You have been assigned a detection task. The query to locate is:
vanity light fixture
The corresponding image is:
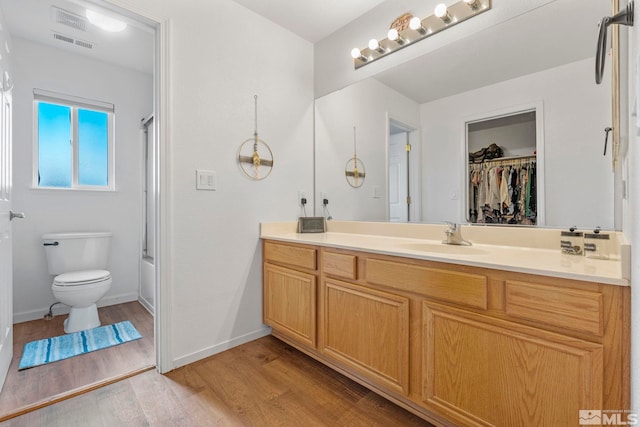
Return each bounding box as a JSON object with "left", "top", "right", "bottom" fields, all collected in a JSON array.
[
  {"left": 434, "top": 3, "right": 453, "bottom": 24},
  {"left": 351, "top": 0, "right": 491, "bottom": 69}
]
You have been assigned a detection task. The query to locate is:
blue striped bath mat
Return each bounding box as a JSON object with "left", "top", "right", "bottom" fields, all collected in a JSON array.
[{"left": 19, "top": 321, "right": 142, "bottom": 370}]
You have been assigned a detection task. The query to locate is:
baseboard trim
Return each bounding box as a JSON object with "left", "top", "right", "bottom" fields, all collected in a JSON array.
[
  {"left": 172, "top": 326, "right": 271, "bottom": 369},
  {"left": 137, "top": 296, "right": 155, "bottom": 316},
  {"left": 13, "top": 293, "right": 139, "bottom": 324}
]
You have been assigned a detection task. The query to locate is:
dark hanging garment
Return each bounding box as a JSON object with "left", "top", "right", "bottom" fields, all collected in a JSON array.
[{"left": 529, "top": 163, "right": 537, "bottom": 219}]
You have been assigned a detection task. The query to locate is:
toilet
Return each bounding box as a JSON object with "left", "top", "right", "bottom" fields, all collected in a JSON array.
[{"left": 42, "top": 232, "right": 113, "bottom": 333}]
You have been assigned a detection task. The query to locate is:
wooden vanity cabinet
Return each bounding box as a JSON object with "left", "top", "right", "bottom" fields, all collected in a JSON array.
[
  {"left": 262, "top": 240, "right": 630, "bottom": 427},
  {"left": 263, "top": 241, "right": 318, "bottom": 347}
]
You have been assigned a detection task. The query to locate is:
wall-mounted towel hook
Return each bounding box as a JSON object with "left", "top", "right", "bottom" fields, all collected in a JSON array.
[{"left": 596, "top": 1, "right": 634, "bottom": 84}]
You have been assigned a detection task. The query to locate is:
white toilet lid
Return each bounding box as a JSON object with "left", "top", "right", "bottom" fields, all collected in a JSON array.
[{"left": 54, "top": 270, "right": 111, "bottom": 286}]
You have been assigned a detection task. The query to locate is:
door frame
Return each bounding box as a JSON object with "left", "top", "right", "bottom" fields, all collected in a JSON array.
[
  {"left": 386, "top": 114, "right": 421, "bottom": 223},
  {"left": 98, "top": 0, "right": 172, "bottom": 373}
]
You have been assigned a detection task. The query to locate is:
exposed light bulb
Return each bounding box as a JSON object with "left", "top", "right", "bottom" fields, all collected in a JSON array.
[
  {"left": 434, "top": 3, "right": 452, "bottom": 24},
  {"left": 86, "top": 9, "right": 127, "bottom": 32},
  {"left": 434, "top": 3, "right": 447, "bottom": 17},
  {"left": 387, "top": 28, "right": 406, "bottom": 45},
  {"left": 368, "top": 38, "right": 386, "bottom": 54},
  {"left": 409, "top": 16, "right": 427, "bottom": 34},
  {"left": 351, "top": 47, "right": 366, "bottom": 60}
]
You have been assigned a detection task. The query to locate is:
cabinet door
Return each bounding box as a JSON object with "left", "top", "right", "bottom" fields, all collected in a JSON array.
[
  {"left": 264, "top": 263, "right": 316, "bottom": 347},
  {"left": 423, "top": 302, "right": 603, "bottom": 427},
  {"left": 321, "top": 279, "right": 410, "bottom": 395}
]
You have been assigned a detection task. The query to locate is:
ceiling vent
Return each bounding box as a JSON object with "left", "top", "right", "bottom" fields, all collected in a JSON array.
[
  {"left": 52, "top": 32, "right": 94, "bottom": 50},
  {"left": 52, "top": 6, "right": 87, "bottom": 32}
]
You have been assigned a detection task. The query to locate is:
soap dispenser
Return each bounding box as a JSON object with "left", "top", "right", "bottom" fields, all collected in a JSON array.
[
  {"left": 584, "top": 227, "right": 611, "bottom": 259},
  {"left": 560, "top": 227, "right": 583, "bottom": 255}
]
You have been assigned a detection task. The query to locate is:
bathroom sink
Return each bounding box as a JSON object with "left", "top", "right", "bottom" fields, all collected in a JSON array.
[{"left": 399, "top": 242, "right": 487, "bottom": 255}]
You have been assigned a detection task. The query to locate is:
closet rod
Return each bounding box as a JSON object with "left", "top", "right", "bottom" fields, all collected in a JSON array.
[{"left": 470, "top": 154, "right": 536, "bottom": 166}]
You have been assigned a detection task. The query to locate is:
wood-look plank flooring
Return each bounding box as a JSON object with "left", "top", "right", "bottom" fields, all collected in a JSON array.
[
  {"left": 0, "top": 335, "right": 433, "bottom": 426},
  {"left": 0, "top": 301, "right": 154, "bottom": 418}
]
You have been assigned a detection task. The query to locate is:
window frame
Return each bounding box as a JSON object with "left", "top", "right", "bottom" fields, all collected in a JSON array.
[{"left": 32, "top": 89, "right": 115, "bottom": 191}]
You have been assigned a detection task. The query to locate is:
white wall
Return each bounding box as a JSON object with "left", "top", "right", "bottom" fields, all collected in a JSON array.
[
  {"left": 468, "top": 120, "right": 536, "bottom": 157},
  {"left": 315, "top": 78, "right": 420, "bottom": 221},
  {"left": 107, "top": 0, "right": 314, "bottom": 367},
  {"left": 420, "top": 57, "right": 613, "bottom": 230},
  {"left": 11, "top": 37, "right": 152, "bottom": 322}
]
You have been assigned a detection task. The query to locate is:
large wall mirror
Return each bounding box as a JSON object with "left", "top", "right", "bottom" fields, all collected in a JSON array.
[{"left": 315, "top": 0, "right": 620, "bottom": 230}]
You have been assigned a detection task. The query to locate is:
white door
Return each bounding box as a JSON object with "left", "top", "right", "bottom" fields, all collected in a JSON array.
[
  {"left": 389, "top": 132, "right": 408, "bottom": 222},
  {"left": 0, "top": 88, "right": 13, "bottom": 392}
]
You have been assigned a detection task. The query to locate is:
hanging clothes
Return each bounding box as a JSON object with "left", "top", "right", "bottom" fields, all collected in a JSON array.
[{"left": 468, "top": 156, "right": 537, "bottom": 225}]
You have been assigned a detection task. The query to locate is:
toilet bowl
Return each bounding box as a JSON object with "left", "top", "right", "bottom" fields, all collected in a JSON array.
[
  {"left": 52, "top": 270, "right": 112, "bottom": 333},
  {"left": 42, "top": 232, "right": 113, "bottom": 334}
]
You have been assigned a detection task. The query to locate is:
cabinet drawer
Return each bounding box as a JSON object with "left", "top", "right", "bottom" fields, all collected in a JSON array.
[
  {"left": 264, "top": 241, "right": 316, "bottom": 271},
  {"left": 366, "top": 258, "right": 487, "bottom": 309},
  {"left": 323, "top": 251, "right": 357, "bottom": 280},
  {"left": 505, "top": 281, "right": 603, "bottom": 336}
]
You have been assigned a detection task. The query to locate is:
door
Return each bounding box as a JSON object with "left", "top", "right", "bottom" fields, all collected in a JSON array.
[
  {"left": 388, "top": 132, "right": 407, "bottom": 222},
  {"left": 0, "top": 88, "right": 12, "bottom": 392},
  {"left": 389, "top": 119, "right": 417, "bottom": 223}
]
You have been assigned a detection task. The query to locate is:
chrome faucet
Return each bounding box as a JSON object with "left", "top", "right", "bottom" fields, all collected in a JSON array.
[{"left": 442, "top": 222, "right": 472, "bottom": 246}]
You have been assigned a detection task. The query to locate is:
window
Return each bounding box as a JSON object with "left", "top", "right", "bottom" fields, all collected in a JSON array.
[{"left": 34, "top": 89, "right": 114, "bottom": 190}]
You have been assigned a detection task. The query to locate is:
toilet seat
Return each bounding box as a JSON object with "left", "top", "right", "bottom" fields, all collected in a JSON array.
[{"left": 53, "top": 270, "right": 111, "bottom": 286}]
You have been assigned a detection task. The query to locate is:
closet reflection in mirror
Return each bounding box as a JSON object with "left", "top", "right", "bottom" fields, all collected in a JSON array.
[{"left": 466, "top": 110, "right": 540, "bottom": 226}]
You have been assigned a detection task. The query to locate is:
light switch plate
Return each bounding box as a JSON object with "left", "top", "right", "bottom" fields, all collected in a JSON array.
[{"left": 196, "top": 169, "right": 216, "bottom": 190}]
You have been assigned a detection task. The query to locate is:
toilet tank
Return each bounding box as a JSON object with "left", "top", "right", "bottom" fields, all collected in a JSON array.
[{"left": 42, "top": 232, "right": 112, "bottom": 275}]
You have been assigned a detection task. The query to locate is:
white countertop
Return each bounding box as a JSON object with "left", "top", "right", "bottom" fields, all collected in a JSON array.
[{"left": 261, "top": 222, "right": 629, "bottom": 287}]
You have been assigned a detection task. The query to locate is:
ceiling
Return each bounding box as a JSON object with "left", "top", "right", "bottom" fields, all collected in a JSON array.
[
  {"left": 0, "top": 1, "right": 613, "bottom": 104},
  {"left": 0, "top": 0, "right": 155, "bottom": 74},
  {"left": 231, "top": 0, "right": 387, "bottom": 43},
  {"left": 0, "top": 0, "right": 383, "bottom": 74}
]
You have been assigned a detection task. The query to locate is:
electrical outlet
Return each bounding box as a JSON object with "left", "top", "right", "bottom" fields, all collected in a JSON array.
[
  {"left": 321, "top": 192, "right": 328, "bottom": 202},
  {"left": 298, "top": 190, "right": 308, "bottom": 206}
]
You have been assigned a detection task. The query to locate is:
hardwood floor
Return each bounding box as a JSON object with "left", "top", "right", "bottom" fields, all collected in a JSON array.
[
  {"left": 0, "top": 335, "right": 432, "bottom": 426},
  {"left": 0, "top": 301, "right": 154, "bottom": 418}
]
